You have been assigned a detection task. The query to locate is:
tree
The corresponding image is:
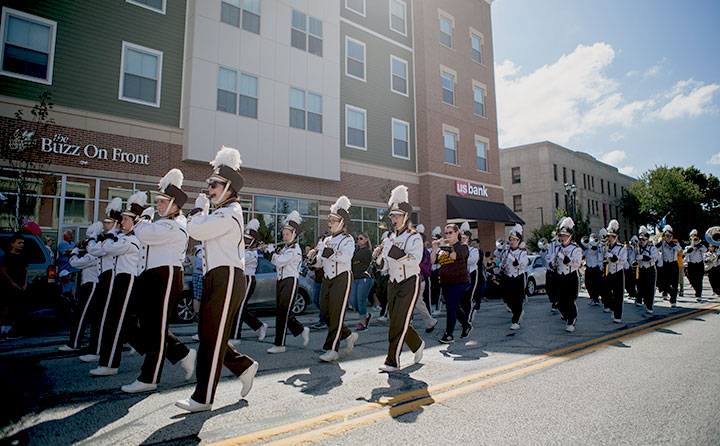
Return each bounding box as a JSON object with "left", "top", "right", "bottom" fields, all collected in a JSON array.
[{"left": 1, "top": 92, "right": 54, "bottom": 230}]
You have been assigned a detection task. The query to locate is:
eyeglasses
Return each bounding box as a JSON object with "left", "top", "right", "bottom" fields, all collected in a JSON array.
[
  {"left": 358, "top": 237, "right": 366, "bottom": 240},
  {"left": 329, "top": 218, "right": 341, "bottom": 224},
  {"left": 444, "top": 231, "right": 455, "bottom": 235},
  {"left": 208, "top": 182, "right": 223, "bottom": 189}
]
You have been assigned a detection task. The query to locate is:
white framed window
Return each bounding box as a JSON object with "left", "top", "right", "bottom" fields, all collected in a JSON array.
[
  {"left": 438, "top": 12, "right": 453, "bottom": 48},
  {"left": 0, "top": 8, "right": 57, "bottom": 85},
  {"left": 217, "top": 67, "right": 238, "bottom": 114},
  {"left": 389, "top": 0, "right": 407, "bottom": 36},
  {"left": 345, "top": 0, "right": 366, "bottom": 17},
  {"left": 390, "top": 55, "right": 408, "bottom": 96},
  {"left": 239, "top": 73, "right": 258, "bottom": 119},
  {"left": 126, "top": 0, "right": 166, "bottom": 14},
  {"left": 346, "top": 105, "right": 367, "bottom": 150},
  {"left": 289, "top": 87, "right": 306, "bottom": 129},
  {"left": 291, "top": 9, "right": 322, "bottom": 56},
  {"left": 119, "top": 41, "right": 162, "bottom": 107},
  {"left": 345, "top": 36, "right": 366, "bottom": 81},
  {"left": 475, "top": 135, "right": 488, "bottom": 172},
  {"left": 443, "top": 126, "right": 458, "bottom": 165},
  {"left": 307, "top": 92, "right": 322, "bottom": 133},
  {"left": 472, "top": 81, "right": 486, "bottom": 117},
  {"left": 392, "top": 118, "right": 410, "bottom": 159},
  {"left": 221, "top": 0, "right": 261, "bottom": 34},
  {"left": 470, "top": 31, "right": 483, "bottom": 64},
  {"left": 289, "top": 88, "right": 322, "bottom": 133},
  {"left": 441, "top": 71, "right": 455, "bottom": 105}
]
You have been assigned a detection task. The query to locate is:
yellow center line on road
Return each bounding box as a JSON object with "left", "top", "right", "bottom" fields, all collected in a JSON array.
[{"left": 210, "top": 303, "right": 720, "bottom": 446}]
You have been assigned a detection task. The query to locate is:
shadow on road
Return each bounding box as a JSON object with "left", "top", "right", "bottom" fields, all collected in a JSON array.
[
  {"left": 357, "top": 364, "right": 433, "bottom": 424},
  {"left": 281, "top": 362, "right": 346, "bottom": 395}
]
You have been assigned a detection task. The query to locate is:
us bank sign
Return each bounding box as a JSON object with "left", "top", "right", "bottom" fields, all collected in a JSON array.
[
  {"left": 39, "top": 133, "right": 150, "bottom": 165},
  {"left": 455, "top": 180, "right": 488, "bottom": 198}
]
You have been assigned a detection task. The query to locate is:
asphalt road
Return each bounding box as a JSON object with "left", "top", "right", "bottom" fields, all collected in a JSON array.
[{"left": 1, "top": 277, "right": 718, "bottom": 446}]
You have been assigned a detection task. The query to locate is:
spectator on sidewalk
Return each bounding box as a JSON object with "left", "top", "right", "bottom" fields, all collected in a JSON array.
[
  {"left": 1, "top": 233, "right": 28, "bottom": 339},
  {"left": 44, "top": 236, "right": 56, "bottom": 261},
  {"left": 57, "top": 230, "right": 78, "bottom": 274}
]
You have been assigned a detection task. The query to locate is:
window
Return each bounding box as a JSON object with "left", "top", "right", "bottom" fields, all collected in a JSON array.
[
  {"left": 291, "top": 10, "right": 306, "bottom": 51},
  {"left": 591, "top": 176, "right": 595, "bottom": 189},
  {"left": 346, "top": 105, "right": 366, "bottom": 149},
  {"left": 289, "top": 88, "right": 321, "bottom": 132},
  {"left": 470, "top": 32, "right": 483, "bottom": 64},
  {"left": 473, "top": 83, "right": 485, "bottom": 116},
  {"left": 239, "top": 73, "right": 258, "bottom": 119},
  {"left": 608, "top": 181, "right": 612, "bottom": 195},
  {"left": 308, "top": 17, "right": 323, "bottom": 56},
  {"left": 392, "top": 118, "right": 409, "bottom": 159},
  {"left": 439, "top": 15, "right": 453, "bottom": 48},
  {"left": 513, "top": 195, "right": 522, "bottom": 212},
  {"left": 441, "top": 71, "right": 455, "bottom": 105},
  {"left": 583, "top": 173, "right": 587, "bottom": 189},
  {"left": 389, "top": 0, "right": 406, "bottom": 35},
  {"left": 221, "top": 0, "right": 261, "bottom": 34},
  {"left": 307, "top": 92, "right": 322, "bottom": 133},
  {"left": 345, "top": 37, "right": 365, "bottom": 81},
  {"left": 511, "top": 167, "right": 521, "bottom": 184},
  {"left": 217, "top": 67, "right": 237, "bottom": 114},
  {"left": 289, "top": 87, "right": 305, "bottom": 129},
  {"left": 588, "top": 199, "right": 591, "bottom": 215},
  {"left": 390, "top": 56, "right": 408, "bottom": 95},
  {"left": 562, "top": 167, "right": 567, "bottom": 183},
  {"left": 572, "top": 170, "right": 576, "bottom": 185},
  {"left": 291, "top": 10, "right": 322, "bottom": 56},
  {"left": 614, "top": 183, "right": 617, "bottom": 197},
  {"left": 0, "top": 8, "right": 57, "bottom": 84},
  {"left": 119, "top": 42, "right": 162, "bottom": 107},
  {"left": 443, "top": 129, "right": 457, "bottom": 164},
  {"left": 601, "top": 179, "right": 604, "bottom": 194},
  {"left": 475, "top": 138, "right": 487, "bottom": 171},
  {"left": 553, "top": 164, "right": 558, "bottom": 181},
  {"left": 555, "top": 193, "right": 559, "bottom": 209},
  {"left": 127, "top": 0, "right": 166, "bottom": 14},
  {"left": 345, "top": 0, "right": 365, "bottom": 16}
]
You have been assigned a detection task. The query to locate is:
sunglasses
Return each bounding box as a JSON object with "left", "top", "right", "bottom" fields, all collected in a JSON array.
[
  {"left": 358, "top": 237, "right": 366, "bottom": 240},
  {"left": 208, "top": 182, "right": 223, "bottom": 189},
  {"left": 444, "top": 231, "right": 455, "bottom": 235}
]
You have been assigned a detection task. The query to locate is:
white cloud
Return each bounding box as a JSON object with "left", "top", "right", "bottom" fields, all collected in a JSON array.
[
  {"left": 609, "top": 132, "right": 624, "bottom": 142},
  {"left": 708, "top": 152, "right": 720, "bottom": 165},
  {"left": 644, "top": 57, "right": 667, "bottom": 78},
  {"left": 496, "top": 44, "right": 720, "bottom": 148},
  {"left": 599, "top": 150, "right": 627, "bottom": 165},
  {"left": 619, "top": 166, "right": 636, "bottom": 176}
]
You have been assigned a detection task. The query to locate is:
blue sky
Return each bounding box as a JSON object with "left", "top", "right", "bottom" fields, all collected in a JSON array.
[{"left": 491, "top": 0, "right": 720, "bottom": 178}]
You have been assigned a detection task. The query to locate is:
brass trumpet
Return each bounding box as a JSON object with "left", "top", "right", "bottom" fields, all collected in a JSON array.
[{"left": 632, "top": 259, "right": 639, "bottom": 280}]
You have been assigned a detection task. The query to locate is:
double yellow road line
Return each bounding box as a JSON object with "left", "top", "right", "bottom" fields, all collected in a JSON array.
[{"left": 212, "top": 303, "right": 720, "bottom": 446}]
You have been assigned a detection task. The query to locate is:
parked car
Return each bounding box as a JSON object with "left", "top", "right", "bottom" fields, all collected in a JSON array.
[
  {"left": 0, "top": 232, "right": 56, "bottom": 311},
  {"left": 174, "top": 255, "right": 314, "bottom": 322},
  {"left": 525, "top": 255, "right": 548, "bottom": 295}
]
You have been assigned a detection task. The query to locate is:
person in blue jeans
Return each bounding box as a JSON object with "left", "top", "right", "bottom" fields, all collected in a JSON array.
[
  {"left": 307, "top": 237, "right": 328, "bottom": 329},
  {"left": 350, "top": 233, "right": 374, "bottom": 331}
]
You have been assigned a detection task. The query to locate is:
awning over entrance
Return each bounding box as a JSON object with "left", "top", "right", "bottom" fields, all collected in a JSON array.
[{"left": 446, "top": 195, "right": 525, "bottom": 225}]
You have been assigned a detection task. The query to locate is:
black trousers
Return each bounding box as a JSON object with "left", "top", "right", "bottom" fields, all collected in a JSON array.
[
  {"left": 385, "top": 275, "right": 422, "bottom": 368},
  {"left": 192, "top": 266, "right": 254, "bottom": 405},
  {"left": 502, "top": 275, "right": 526, "bottom": 324},
  {"left": 546, "top": 270, "right": 558, "bottom": 306},
  {"left": 687, "top": 262, "right": 704, "bottom": 297},
  {"left": 637, "top": 267, "right": 656, "bottom": 310},
  {"left": 659, "top": 262, "right": 679, "bottom": 303},
  {"left": 98, "top": 273, "right": 136, "bottom": 368},
  {"left": 67, "top": 281, "right": 98, "bottom": 349},
  {"left": 585, "top": 267, "right": 602, "bottom": 303},
  {"left": 275, "top": 277, "right": 305, "bottom": 346},
  {"left": 230, "top": 275, "right": 263, "bottom": 339},
  {"left": 466, "top": 270, "right": 483, "bottom": 321},
  {"left": 555, "top": 272, "right": 579, "bottom": 325},
  {"left": 709, "top": 266, "right": 720, "bottom": 295},
  {"left": 624, "top": 267, "right": 637, "bottom": 298},
  {"left": 430, "top": 269, "right": 441, "bottom": 308},
  {"left": 603, "top": 270, "right": 625, "bottom": 319},
  {"left": 320, "top": 271, "right": 353, "bottom": 352},
  {"left": 375, "top": 273, "right": 389, "bottom": 317},
  {"left": 91, "top": 270, "right": 115, "bottom": 355}
]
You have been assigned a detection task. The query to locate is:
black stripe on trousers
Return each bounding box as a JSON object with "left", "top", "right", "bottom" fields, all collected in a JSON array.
[
  {"left": 68, "top": 281, "right": 97, "bottom": 349},
  {"left": 92, "top": 270, "right": 115, "bottom": 355},
  {"left": 321, "top": 271, "right": 353, "bottom": 352},
  {"left": 98, "top": 273, "right": 135, "bottom": 368}
]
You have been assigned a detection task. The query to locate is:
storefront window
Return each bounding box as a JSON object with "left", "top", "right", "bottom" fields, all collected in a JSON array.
[
  {"left": 66, "top": 177, "right": 96, "bottom": 198},
  {"left": 277, "top": 198, "right": 298, "bottom": 214},
  {"left": 255, "top": 195, "right": 276, "bottom": 213},
  {"left": 63, "top": 199, "right": 94, "bottom": 226},
  {"left": 100, "top": 180, "right": 133, "bottom": 200},
  {"left": 254, "top": 213, "right": 276, "bottom": 244},
  {"left": 299, "top": 199, "right": 318, "bottom": 216}
]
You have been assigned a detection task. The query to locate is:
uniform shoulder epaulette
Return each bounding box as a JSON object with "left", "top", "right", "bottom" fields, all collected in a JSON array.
[{"left": 408, "top": 229, "right": 418, "bottom": 235}]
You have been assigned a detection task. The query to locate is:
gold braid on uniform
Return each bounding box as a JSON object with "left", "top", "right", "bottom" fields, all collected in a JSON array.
[
  {"left": 164, "top": 208, "right": 184, "bottom": 219},
  {"left": 216, "top": 197, "right": 239, "bottom": 209}
]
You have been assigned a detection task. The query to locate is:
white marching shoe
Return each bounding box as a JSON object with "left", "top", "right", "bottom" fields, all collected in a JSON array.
[
  {"left": 414, "top": 340, "right": 425, "bottom": 364},
  {"left": 510, "top": 323, "right": 520, "bottom": 330},
  {"left": 175, "top": 398, "right": 211, "bottom": 413},
  {"left": 646, "top": 308, "right": 654, "bottom": 314},
  {"left": 79, "top": 354, "right": 100, "bottom": 363},
  {"left": 613, "top": 318, "right": 622, "bottom": 323},
  {"left": 180, "top": 348, "right": 197, "bottom": 380},
  {"left": 257, "top": 323, "right": 268, "bottom": 342},
  {"left": 121, "top": 380, "right": 157, "bottom": 393},
  {"left": 89, "top": 366, "right": 118, "bottom": 376},
  {"left": 301, "top": 327, "right": 310, "bottom": 347},
  {"left": 344, "top": 332, "right": 359, "bottom": 354},
  {"left": 565, "top": 324, "right": 576, "bottom": 333},
  {"left": 319, "top": 350, "right": 339, "bottom": 362},
  {"left": 239, "top": 361, "right": 259, "bottom": 398},
  {"left": 378, "top": 363, "right": 400, "bottom": 373},
  {"left": 267, "top": 345, "right": 286, "bottom": 354},
  {"left": 58, "top": 344, "right": 78, "bottom": 352}
]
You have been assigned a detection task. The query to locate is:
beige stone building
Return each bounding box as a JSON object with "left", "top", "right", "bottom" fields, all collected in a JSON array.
[{"left": 500, "top": 141, "right": 636, "bottom": 240}]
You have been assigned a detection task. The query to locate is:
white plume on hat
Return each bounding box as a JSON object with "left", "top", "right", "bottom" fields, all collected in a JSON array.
[
  {"left": 330, "top": 196, "right": 351, "bottom": 214},
  {"left": 87, "top": 221, "right": 104, "bottom": 238},
  {"left": 431, "top": 226, "right": 441, "bottom": 237},
  {"left": 460, "top": 222, "right": 470, "bottom": 233},
  {"left": 127, "top": 191, "right": 148, "bottom": 208},
  {"left": 509, "top": 223, "right": 523, "bottom": 238},
  {"left": 630, "top": 235, "right": 639, "bottom": 244},
  {"left": 283, "top": 210, "right": 302, "bottom": 227},
  {"left": 210, "top": 146, "right": 242, "bottom": 170},
  {"left": 388, "top": 185, "right": 408, "bottom": 207},
  {"left": 607, "top": 219, "right": 619, "bottom": 234},
  {"left": 663, "top": 224, "right": 673, "bottom": 234},
  {"left": 159, "top": 168, "right": 183, "bottom": 192},
  {"left": 246, "top": 218, "right": 260, "bottom": 232},
  {"left": 599, "top": 228, "right": 608, "bottom": 237},
  {"left": 416, "top": 224, "right": 425, "bottom": 234},
  {"left": 106, "top": 197, "right": 123, "bottom": 214},
  {"left": 559, "top": 217, "right": 575, "bottom": 231},
  {"left": 689, "top": 229, "right": 698, "bottom": 237},
  {"left": 639, "top": 225, "right": 649, "bottom": 236}
]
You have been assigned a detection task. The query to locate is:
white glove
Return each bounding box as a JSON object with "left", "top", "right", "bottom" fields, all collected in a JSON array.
[
  {"left": 141, "top": 206, "right": 155, "bottom": 219},
  {"left": 195, "top": 193, "right": 210, "bottom": 215},
  {"left": 71, "top": 247, "right": 79, "bottom": 255},
  {"left": 265, "top": 244, "right": 275, "bottom": 253}
]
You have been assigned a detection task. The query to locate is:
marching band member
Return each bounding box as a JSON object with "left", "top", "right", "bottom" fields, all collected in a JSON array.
[
  {"left": 122, "top": 170, "right": 195, "bottom": 393},
  {"left": 376, "top": 230, "right": 391, "bottom": 321},
  {"left": 460, "top": 222, "right": 480, "bottom": 322},
  {"left": 177, "top": 147, "right": 258, "bottom": 412},
  {"left": 374, "top": 185, "right": 425, "bottom": 371},
  {"left": 583, "top": 233, "right": 603, "bottom": 306},
  {"left": 265, "top": 211, "right": 310, "bottom": 353},
  {"left": 684, "top": 229, "right": 707, "bottom": 301},
  {"left": 625, "top": 236, "right": 639, "bottom": 305},
  {"left": 603, "top": 220, "right": 627, "bottom": 323},
  {"left": 59, "top": 221, "right": 102, "bottom": 352},
  {"left": 501, "top": 224, "right": 528, "bottom": 330},
  {"left": 79, "top": 198, "right": 122, "bottom": 363},
  {"left": 432, "top": 223, "right": 472, "bottom": 342},
  {"left": 636, "top": 226, "right": 661, "bottom": 313},
  {"left": 545, "top": 229, "right": 560, "bottom": 313},
  {"left": 307, "top": 196, "right": 358, "bottom": 362},
  {"left": 705, "top": 244, "right": 720, "bottom": 296},
  {"left": 229, "top": 218, "right": 268, "bottom": 343},
  {"left": 553, "top": 218, "right": 582, "bottom": 332},
  {"left": 658, "top": 225, "right": 682, "bottom": 308},
  {"left": 89, "top": 193, "right": 144, "bottom": 376}
]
